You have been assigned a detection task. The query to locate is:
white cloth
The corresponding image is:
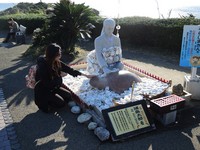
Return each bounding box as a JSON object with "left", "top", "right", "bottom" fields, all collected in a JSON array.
[{"left": 86, "top": 46, "right": 122, "bottom": 76}]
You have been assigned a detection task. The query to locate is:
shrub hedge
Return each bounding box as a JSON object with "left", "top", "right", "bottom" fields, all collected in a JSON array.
[
  {"left": 91, "top": 17, "right": 200, "bottom": 55},
  {"left": 1, "top": 15, "right": 200, "bottom": 55}
]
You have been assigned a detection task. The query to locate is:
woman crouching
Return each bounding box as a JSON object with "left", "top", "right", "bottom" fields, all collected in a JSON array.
[{"left": 34, "top": 43, "right": 93, "bottom": 113}]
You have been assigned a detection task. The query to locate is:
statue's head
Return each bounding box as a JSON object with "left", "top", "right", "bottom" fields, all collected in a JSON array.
[{"left": 102, "top": 18, "right": 116, "bottom": 36}]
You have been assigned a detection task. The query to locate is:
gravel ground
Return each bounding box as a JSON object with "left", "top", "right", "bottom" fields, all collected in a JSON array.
[{"left": 0, "top": 34, "right": 200, "bottom": 150}]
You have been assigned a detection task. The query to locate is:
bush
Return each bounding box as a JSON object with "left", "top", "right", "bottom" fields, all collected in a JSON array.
[
  {"left": 2, "top": 6, "right": 199, "bottom": 58},
  {"left": 91, "top": 17, "right": 200, "bottom": 55},
  {"left": 26, "top": 0, "right": 98, "bottom": 59}
]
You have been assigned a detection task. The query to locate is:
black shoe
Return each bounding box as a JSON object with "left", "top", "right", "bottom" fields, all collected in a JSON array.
[{"left": 2, "top": 40, "right": 7, "bottom": 43}]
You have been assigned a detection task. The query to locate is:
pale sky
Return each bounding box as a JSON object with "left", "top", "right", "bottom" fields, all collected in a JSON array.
[
  {"left": 72, "top": 0, "right": 200, "bottom": 18},
  {"left": 1, "top": 0, "right": 200, "bottom": 18}
]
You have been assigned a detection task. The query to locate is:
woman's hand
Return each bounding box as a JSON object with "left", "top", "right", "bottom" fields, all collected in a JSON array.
[
  {"left": 82, "top": 73, "right": 96, "bottom": 78},
  {"left": 60, "top": 71, "right": 68, "bottom": 77}
]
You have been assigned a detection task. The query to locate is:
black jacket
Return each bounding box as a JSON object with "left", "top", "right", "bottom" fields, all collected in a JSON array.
[
  {"left": 34, "top": 56, "right": 82, "bottom": 112},
  {"left": 35, "top": 56, "right": 81, "bottom": 91}
]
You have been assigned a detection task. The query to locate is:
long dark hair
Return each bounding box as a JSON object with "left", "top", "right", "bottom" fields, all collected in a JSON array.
[{"left": 45, "top": 43, "right": 61, "bottom": 76}]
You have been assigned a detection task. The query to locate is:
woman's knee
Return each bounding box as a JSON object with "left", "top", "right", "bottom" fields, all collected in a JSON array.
[
  {"left": 49, "top": 97, "right": 66, "bottom": 108},
  {"left": 57, "top": 87, "right": 72, "bottom": 101}
]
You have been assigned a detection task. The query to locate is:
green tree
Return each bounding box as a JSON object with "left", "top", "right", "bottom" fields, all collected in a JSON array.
[{"left": 30, "top": 0, "right": 97, "bottom": 57}]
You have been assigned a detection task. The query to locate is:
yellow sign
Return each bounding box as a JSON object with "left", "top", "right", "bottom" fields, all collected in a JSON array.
[{"left": 108, "top": 104, "right": 150, "bottom": 136}]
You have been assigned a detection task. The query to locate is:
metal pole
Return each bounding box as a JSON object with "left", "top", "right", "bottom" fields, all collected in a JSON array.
[{"left": 191, "top": 67, "right": 197, "bottom": 79}]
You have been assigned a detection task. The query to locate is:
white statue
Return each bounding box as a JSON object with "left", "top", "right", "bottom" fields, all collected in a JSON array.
[{"left": 87, "top": 18, "right": 124, "bottom": 76}]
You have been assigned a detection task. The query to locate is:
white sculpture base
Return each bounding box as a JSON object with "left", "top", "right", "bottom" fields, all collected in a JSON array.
[
  {"left": 184, "top": 75, "right": 200, "bottom": 100},
  {"left": 156, "top": 111, "right": 177, "bottom": 126}
]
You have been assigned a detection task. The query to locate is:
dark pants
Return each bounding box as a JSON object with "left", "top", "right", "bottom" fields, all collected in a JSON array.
[
  {"left": 34, "top": 82, "right": 72, "bottom": 113},
  {"left": 3, "top": 32, "right": 16, "bottom": 42}
]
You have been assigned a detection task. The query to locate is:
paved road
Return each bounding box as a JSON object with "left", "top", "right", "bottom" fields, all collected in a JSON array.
[{"left": 0, "top": 38, "right": 200, "bottom": 150}]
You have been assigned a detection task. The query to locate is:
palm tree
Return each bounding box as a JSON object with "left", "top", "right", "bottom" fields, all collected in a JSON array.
[{"left": 32, "top": 0, "right": 97, "bottom": 56}]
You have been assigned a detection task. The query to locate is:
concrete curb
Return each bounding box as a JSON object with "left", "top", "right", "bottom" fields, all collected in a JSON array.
[{"left": 0, "top": 88, "right": 21, "bottom": 150}]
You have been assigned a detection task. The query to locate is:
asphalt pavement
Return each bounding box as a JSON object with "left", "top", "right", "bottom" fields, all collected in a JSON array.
[{"left": 0, "top": 34, "right": 200, "bottom": 150}]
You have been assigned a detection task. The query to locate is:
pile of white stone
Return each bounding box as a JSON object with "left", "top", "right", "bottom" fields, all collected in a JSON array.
[{"left": 63, "top": 70, "right": 169, "bottom": 111}]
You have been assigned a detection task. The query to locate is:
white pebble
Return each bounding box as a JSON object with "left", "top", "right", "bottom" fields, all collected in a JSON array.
[
  {"left": 88, "top": 122, "right": 98, "bottom": 130},
  {"left": 77, "top": 113, "right": 92, "bottom": 123},
  {"left": 68, "top": 101, "right": 76, "bottom": 108},
  {"left": 94, "top": 127, "right": 110, "bottom": 141},
  {"left": 71, "top": 106, "right": 81, "bottom": 114}
]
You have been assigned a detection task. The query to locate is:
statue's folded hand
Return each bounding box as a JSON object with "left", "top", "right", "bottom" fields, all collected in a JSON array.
[
  {"left": 103, "top": 67, "right": 111, "bottom": 74},
  {"left": 110, "top": 68, "right": 119, "bottom": 73}
]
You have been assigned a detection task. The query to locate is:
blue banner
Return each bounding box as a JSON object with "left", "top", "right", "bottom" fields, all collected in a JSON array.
[{"left": 180, "top": 25, "right": 200, "bottom": 67}]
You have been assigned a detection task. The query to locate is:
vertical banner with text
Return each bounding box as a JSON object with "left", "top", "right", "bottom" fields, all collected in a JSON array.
[{"left": 180, "top": 25, "right": 200, "bottom": 67}]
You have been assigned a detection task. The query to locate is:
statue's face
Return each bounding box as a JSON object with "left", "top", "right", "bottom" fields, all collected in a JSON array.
[{"left": 104, "top": 22, "right": 115, "bottom": 36}]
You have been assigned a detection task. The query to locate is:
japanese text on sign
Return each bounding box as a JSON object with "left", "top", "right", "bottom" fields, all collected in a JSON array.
[
  {"left": 108, "top": 104, "right": 150, "bottom": 136},
  {"left": 180, "top": 25, "right": 200, "bottom": 67}
]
